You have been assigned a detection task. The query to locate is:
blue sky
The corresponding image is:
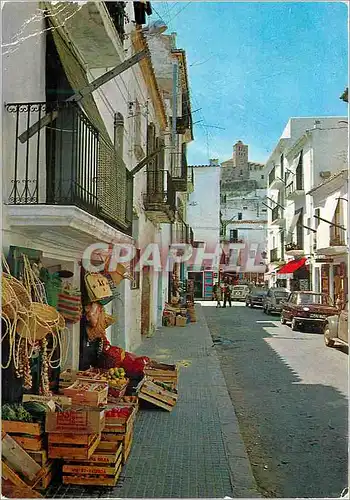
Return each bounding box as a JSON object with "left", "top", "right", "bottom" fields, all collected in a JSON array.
[{"left": 150, "top": 2, "right": 348, "bottom": 165}]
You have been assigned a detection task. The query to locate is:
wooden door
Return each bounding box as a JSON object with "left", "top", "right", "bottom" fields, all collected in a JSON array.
[{"left": 141, "top": 267, "right": 151, "bottom": 335}]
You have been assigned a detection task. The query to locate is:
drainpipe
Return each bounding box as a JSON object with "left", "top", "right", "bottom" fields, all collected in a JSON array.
[{"left": 172, "top": 62, "right": 178, "bottom": 176}]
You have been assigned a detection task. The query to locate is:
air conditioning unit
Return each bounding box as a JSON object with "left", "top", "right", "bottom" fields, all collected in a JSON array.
[{"left": 320, "top": 171, "right": 331, "bottom": 179}]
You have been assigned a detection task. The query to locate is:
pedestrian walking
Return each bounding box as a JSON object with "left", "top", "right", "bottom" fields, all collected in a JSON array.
[
  {"left": 213, "top": 282, "right": 222, "bottom": 308},
  {"left": 223, "top": 279, "right": 232, "bottom": 308}
]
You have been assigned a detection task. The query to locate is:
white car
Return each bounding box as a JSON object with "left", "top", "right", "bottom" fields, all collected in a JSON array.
[
  {"left": 231, "top": 285, "right": 250, "bottom": 302},
  {"left": 263, "top": 288, "right": 290, "bottom": 314}
]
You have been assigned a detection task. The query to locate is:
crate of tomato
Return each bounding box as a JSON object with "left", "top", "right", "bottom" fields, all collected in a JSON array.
[{"left": 104, "top": 406, "right": 136, "bottom": 434}]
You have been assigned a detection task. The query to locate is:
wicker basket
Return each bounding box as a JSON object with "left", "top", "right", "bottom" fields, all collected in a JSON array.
[
  {"left": 2, "top": 276, "right": 18, "bottom": 320},
  {"left": 17, "top": 303, "right": 61, "bottom": 340}
]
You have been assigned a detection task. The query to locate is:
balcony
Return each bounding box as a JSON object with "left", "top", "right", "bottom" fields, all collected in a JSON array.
[
  {"left": 5, "top": 101, "right": 132, "bottom": 239},
  {"left": 270, "top": 248, "right": 279, "bottom": 263},
  {"left": 317, "top": 232, "right": 349, "bottom": 255},
  {"left": 285, "top": 181, "right": 305, "bottom": 200},
  {"left": 104, "top": 2, "right": 126, "bottom": 44},
  {"left": 285, "top": 242, "right": 305, "bottom": 257},
  {"left": 269, "top": 165, "right": 284, "bottom": 189},
  {"left": 271, "top": 206, "right": 285, "bottom": 226},
  {"left": 143, "top": 170, "right": 176, "bottom": 223},
  {"left": 172, "top": 146, "right": 188, "bottom": 192},
  {"left": 45, "top": 2, "right": 124, "bottom": 69},
  {"left": 173, "top": 221, "right": 190, "bottom": 244}
]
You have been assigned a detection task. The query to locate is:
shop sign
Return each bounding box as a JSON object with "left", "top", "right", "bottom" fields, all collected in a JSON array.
[
  {"left": 315, "top": 258, "right": 334, "bottom": 263},
  {"left": 278, "top": 273, "right": 293, "bottom": 280}
]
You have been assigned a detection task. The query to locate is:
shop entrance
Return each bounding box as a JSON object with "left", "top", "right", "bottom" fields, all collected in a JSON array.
[
  {"left": 188, "top": 272, "right": 203, "bottom": 299},
  {"left": 141, "top": 267, "right": 151, "bottom": 335}
]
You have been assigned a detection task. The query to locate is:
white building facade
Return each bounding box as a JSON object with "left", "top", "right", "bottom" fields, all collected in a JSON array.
[
  {"left": 220, "top": 141, "right": 267, "bottom": 284},
  {"left": 2, "top": 2, "right": 193, "bottom": 370},
  {"left": 266, "top": 117, "right": 348, "bottom": 292},
  {"left": 186, "top": 160, "right": 220, "bottom": 299}
]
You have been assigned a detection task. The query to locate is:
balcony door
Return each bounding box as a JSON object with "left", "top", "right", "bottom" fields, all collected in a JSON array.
[{"left": 146, "top": 124, "right": 164, "bottom": 202}]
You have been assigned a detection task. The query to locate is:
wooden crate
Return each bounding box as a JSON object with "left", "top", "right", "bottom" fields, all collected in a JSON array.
[
  {"left": 138, "top": 379, "right": 178, "bottom": 411},
  {"left": 144, "top": 362, "right": 178, "bottom": 385},
  {"left": 2, "top": 421, "right": 45, "bottom": 452},
  {"left": 48, "top": 433, "right": 101, "bottom": 460},
  {"left": 34, "top": 461, "right": 55, "bottom": 491},
  {"left": 104, "top": 406, "right": 136, "bottom": 434},
  {"left": 64, "top": 381, "right": 108, "bottom": 407},
  {"left": 107, "top": 396, "right": 139, "bottom": 414},
  {"left": 101, "top": 424, "right": 133, "bottom": 465},
  {"left": 62, "top": 444, "right": 123, "bottom": 487},
  {"left": 27, "top": 450, "right": 48, "bottom": 467}
]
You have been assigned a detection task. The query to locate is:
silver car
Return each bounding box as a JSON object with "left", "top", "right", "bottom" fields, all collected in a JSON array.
[
  {"left": 231, "top": 285, "right": 250, "bottom": 302},
  {"left": 324, "top": 302, "right": 348, "bottom": 348},
  {"left": 263, "top": 288, "right": 289, "bottom": 314}
]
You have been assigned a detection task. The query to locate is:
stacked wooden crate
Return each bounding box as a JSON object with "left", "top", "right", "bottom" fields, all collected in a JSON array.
[
  {"left": 101, "top": 407, "right": 136, "bottom": 465},
  {"left": 46, "top": 409, "right": 105, "bottom": 462},
  {"left": 137, "top": 378, "right": 178, "bottom": 411},
  {"left": 62, "top": 442, "right": 123, "bottom": 487},
  {"left": 1, "top": 431, "right": 53, "bottom": 498},
  {"left": 2, "top": 420, "right": 55, "bottom": 493},
  {"left": 138, "top": 362, "right": 178, "bottom": 411}
]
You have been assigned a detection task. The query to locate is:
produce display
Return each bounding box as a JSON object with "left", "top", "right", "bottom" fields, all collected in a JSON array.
[
  {"left": 2, "top": 403, "right": 33, "bottom": 422},
  {"left": 105, "top": 407, "right": 133, "bottom": 419},
  {"left": 153, "top": 380, "right": 177, "bottom": 394},
  {"left": 71, "top": 381, "right": 108, "bottom": 392},
  {"left": 104, "top": 367, "right": 128, "bottom": 389}
]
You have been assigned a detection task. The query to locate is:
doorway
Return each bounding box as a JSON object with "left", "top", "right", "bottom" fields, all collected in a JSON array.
[
  {"left": 141, "top": 267, "right": 151, "bottom": 335},
  {"left": 188, "top": 272, "right": 203, "bottom": 299}
]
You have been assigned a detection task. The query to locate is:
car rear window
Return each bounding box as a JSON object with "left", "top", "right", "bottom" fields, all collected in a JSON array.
[{"left": 274, "top": 290, "right": 289, "bottom": 297}]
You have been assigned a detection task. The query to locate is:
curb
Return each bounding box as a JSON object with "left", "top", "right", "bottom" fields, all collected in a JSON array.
[{"left": 196, "top": 303, "right": 262, "bottom": 498}]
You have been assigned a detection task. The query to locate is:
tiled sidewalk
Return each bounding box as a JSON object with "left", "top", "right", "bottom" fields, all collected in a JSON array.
[{"left": 47, "top": 304, "right": 260, "bottom": 498}]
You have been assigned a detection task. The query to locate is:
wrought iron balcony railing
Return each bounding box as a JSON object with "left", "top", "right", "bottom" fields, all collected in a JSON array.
[
  {"left": 330, "top": 233, "right": 346, "bottom": 246},
  {"left": 143, "top": 170, "right": 176, "bottom": 221},
  {"left": 172, "top": 145, "right": 188, "bottom": 191},
  {"left": 5, "top": 101, "right": 132, "bottom": 234}
]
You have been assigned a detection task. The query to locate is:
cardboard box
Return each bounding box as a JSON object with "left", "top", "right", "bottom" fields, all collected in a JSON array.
[
  {"left": 45, "top": 409, "right": 105, "bottom": 434},
  {"left": 176, "top": 316, "right": 187, "bottom": 327}
]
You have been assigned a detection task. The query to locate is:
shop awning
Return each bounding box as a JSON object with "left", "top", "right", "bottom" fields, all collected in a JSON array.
[
  {"left": 286, "top": 212, "right": 301, "bottom": 243},
  {"left": 277, "top": 257, "right": 307, "bottom": 275}
]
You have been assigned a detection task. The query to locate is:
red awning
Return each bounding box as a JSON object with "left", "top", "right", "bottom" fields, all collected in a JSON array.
[{"left": 277, "top": 257, "right": 307, "bottom": 275}]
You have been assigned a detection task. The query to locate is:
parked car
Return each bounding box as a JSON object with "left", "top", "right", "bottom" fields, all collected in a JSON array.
[
  {"left": 231, "top": 285, "right": 250, "bottom": 302},
  {"left": 324, "top": 302, "right": 348, "bottom": 347},
  {"left": 280, "top": 291, "right": 338, "bottom": 332},
  {"left": 245, "top": 288, "right": 267, "bottom": 308},
  {"left": 263, "top": 288, "right": 289, "bottom": 314}
]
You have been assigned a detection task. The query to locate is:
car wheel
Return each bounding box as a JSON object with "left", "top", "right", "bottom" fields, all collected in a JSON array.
[
  {"left": 245, "top": 301, "right": 249, "bottom": 307},
  {"left": 281, "top": 314, "right": 287, "bottom": 325},
  {"left": 251, "top": 303, "right": 255, "bottom": 308},
  {"left": 324, "top": 326, "right": 335, "bottom": 347},
  {"left": 291, "top": 318, "right": 299, "bottom": 331}
]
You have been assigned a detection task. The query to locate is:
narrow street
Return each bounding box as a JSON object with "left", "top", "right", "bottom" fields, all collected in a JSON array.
[{"left": 203, "top": 301, "right": 348, "bottom": 499}]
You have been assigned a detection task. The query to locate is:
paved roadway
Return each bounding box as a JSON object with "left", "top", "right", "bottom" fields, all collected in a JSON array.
[{"left": 203, "top": 301, "right": 348, "bottom": 499}]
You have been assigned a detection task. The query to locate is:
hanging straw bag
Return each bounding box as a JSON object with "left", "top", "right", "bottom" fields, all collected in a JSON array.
[
  {"left": 85, "top": 272, "right": 112, "bottom": 303},
  {"left": 17, "top": 303, "right": 61, "bottom": 341},
  {"left": 57, "top": 285, "right": 82, "bottom": 324}
]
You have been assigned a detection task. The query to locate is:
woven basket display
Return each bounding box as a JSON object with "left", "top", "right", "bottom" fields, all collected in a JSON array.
[{"left": 17, "top": 303, "right": 61, "bottom": 340}]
